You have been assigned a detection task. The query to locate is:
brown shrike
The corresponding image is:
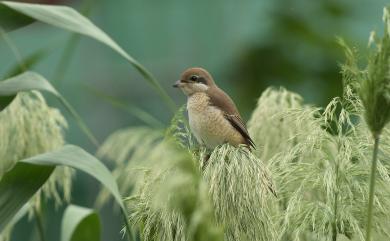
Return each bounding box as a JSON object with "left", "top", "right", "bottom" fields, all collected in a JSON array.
[{"left": 173, "top": 67, "right": 255, "bottom": 150}]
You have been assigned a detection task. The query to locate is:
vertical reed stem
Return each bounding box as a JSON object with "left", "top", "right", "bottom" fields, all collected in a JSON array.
[
  {"left": 332, "top": 139, "right": 342, "bottom": 241},
  {"left": 332, "top": 164, "right": 339, "bottom": 241},
  {"left": 365, "top": 134, "right": 380, "bottom": 241}
]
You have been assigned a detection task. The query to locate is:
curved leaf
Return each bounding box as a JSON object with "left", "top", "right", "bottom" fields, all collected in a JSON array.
[
  {"left": 0, "top": 71, "right": 58, "bottom": 97},
  {"left": 0, "top": 4, "right": 34, "bottom": 31},
  {"left": 0, "top": 71, "right": 98, "bottom": 146},
  {"left": 0, "top": 163, "right": 54, "bottom": 231},
  {"left": 61, "top": 205, "right": 100, "bottom": 241},
  {"left": 0, "top": 145, "right": 133, "bottom": 240},
  {"left": 86, "top": 85, "right": 164, "bottom": 128},
  {"left": 0, "top": 1, "right": 176, "bottom": 112},
  {"left": 3, "top": 47, "right": 49, "bottom": 79},
  {"left": 0, "top": 203, "right": 30, "bottom": 240}
]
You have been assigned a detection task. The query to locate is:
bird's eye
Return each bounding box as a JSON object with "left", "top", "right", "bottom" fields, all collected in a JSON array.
[{"left": 190, "top": 75, "right": 199, "bottom": 81}]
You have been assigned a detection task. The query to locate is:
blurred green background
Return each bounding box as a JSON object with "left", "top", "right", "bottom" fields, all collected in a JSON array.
[{"left": 0, "top": 0, "right": 388, "bottom": 240}]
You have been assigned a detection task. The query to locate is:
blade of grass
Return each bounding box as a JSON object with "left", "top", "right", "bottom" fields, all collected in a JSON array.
[
  {"left": 0, "top": 145, "right": 135, "bottom": 241},
  {"left": 86, "top": 85, "right": 164, "bottom": 128},
  {"left": 0, "top": 3, "right": 34, "bottom": 31},
  {"left": 0, "top": 1, "right": 177, "bottom": 112},
  {"left": 53, "top": 0, "right": 94, "bottom": 86},
  {"left": 0, "top": 163, "right": 54, "bottom": 232},
  {"left": 53, "top": 34, "right": 80, "bottom": 85},
  {"left": 61, "top": 205, "right": 100, "bottom": 241},
  {"left": 365, "top": 134, "right": 380, "bottom": 241},
  {"left": 0, "top": 71, "right": 99, "bottom": 147},
  {"left": 0, "top": 26, "right": 26, "bottom": 73},
  {"left": 3, "top": 47, "right": 49, "bottom": 79}
]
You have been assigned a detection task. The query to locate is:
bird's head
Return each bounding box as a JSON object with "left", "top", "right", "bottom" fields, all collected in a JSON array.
[{"left": 173, "top": 67, "right": 216, "bottom": 96}]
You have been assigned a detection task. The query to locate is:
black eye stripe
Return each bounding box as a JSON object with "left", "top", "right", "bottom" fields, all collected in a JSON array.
[{"left": 197, "top": 77, "right": 207, "bottom": 84}]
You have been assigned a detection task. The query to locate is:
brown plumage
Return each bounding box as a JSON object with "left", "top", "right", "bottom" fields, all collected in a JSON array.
[
  {"left": 174, "top": 68, "right": 276, "bottom": 196},
  {"left": 173, "top": 67, "right": 255, "bottom": 149},
  {"left": 207, "top": 86, "right": 255, "bottom": 148}
]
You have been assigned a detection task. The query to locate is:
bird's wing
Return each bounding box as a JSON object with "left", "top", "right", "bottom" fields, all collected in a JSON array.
[
  {"left": 224, "top": 114, "right": 255, "bottom": 148},
  {"left": 207, "top": 87, "right": 255, "bottom": 148}
]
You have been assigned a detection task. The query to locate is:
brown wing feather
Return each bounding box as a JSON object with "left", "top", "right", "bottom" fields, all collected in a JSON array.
[
  {"left": 225, "top": 114, "right": 255, "bottom": 148},
  {"left": 207, "top": 87, "right": 255, "bottom": 148}
]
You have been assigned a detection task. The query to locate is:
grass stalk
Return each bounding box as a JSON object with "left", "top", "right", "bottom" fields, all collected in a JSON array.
[
  {"left": 58, "top": 95, "right": 99, "bottom": 147},
  {"left": 332, "top": 139, "right": 342, "bottom": 241},
  {"left": 332, "top": 163, "right": 340, "bottom": 241},
  {"left": 85, "top": 85, "right": 164, "bottom": 128},
  {"left": 33, "top": 205, "right": 47, "bottom": 241},
  {"left": 53, "top": 0, "right": 94, "bottom": 86},
  {"left": 0, "top": 27, "right": 26, "bottom": 72},
  {"left": 365, "top": 134, "right": 380, "bottom": 241}
]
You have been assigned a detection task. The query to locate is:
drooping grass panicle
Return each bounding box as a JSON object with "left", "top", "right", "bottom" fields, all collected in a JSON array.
[
  {"left": 268, "top": 93, "right": 390, "bottom": 240},
  {"left": 339, "top": 8, "right": 390, "bottom": 241},
  {"left": 0, "top": 91, "right": 73, "bottom": 240},
  {"left": 340, "top": 7, "right": 390, "bottom": 136},
  {"left": 127, "top": 139, "right": 222, "bottom": 241},
  {"left": 100, "top": 106, "right": 277, "bottom": 241},
  {"left": 203, "top": 144, "right": 277, "bottom": 241},
  {"left": 248, "top": 87, "right": 319, "bottom": 162},
  {"left": 96, "top": 126, "right": 164, "bottom": 208},
  {"left": 0, "top": 92, "right": 73, "bottom": 204}
]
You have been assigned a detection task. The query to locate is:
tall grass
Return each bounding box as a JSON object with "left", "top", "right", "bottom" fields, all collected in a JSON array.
[
  {"left": 97, "top": 12, "right": 390, "bottom": 238},
  {"left": 0, "top": 92, "right": 73, "bottom": 241},
  {"left": 1, "top": 3, "right": 390, "bottom": 241}
]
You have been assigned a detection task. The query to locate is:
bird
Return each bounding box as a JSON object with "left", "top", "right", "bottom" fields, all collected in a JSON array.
[{"left": 173, "top": 67, "right": 255, "bottom": 150}]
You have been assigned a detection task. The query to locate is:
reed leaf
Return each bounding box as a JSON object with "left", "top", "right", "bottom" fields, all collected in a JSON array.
[
  {"left": 0, "top": 1, "right": 176, "bottom": 112},
  {"left": 60, "top": 205, "right": 100, "bottom": 241},
  {"left": 0, "top": 71, "right": 98, "bottom": 146}
]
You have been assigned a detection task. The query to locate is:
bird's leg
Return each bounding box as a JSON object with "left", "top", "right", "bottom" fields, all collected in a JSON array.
[{"left": 201, "top": 148, "right": 211, "bottom": 171}]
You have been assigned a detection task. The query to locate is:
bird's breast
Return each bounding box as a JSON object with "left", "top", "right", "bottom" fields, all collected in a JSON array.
[{"left": 187, "top": 93, "right": 244, "bottom": 148}]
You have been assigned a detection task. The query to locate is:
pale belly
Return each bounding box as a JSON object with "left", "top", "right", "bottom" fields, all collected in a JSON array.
[{"left": 187, "top": 93, "right": 244, "bottom": 149}]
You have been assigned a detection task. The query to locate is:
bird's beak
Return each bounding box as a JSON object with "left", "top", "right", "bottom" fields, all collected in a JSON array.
[{"left": 173, "top": 80, "right": 181, "bottom": 88}]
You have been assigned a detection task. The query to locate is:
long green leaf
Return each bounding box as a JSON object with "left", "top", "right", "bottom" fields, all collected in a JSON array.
[
  {"left": 3, "top": 47, "right": 49, "bottom": 79},
  {"left": 86, "top": 85, "right": 164, "bottom": 128},
  {"left": 53, "top": 0, "right": 94, "bottom": 86},
  {"left": 0, "top": 1, "right": 176, "bottom": 112},
  {"left": 61, "top": 205, "right": 100, "bottom": 241},
  {"left": 0, "top": 145, "right": 133, "bottom": 240},
  {"left": 0, "top": 203, "right": 30, "bottom": 241},
  {"left": 0, "top": 71, "right": 98, "bottom": 147},
  {"left": 0, "top": 4, "right": 33, "bottom": 31},
  {"left": 0, "top": 163, "right": 54, "bottom": 231},
  {"left": 0, "top": 71, "right": 58, "bottom": 97}
]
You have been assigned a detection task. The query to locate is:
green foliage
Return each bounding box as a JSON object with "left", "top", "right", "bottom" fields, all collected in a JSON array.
[
  {"left": 127, "top": 140, "right": 223, "bottom": 241},
  {"left": 98, "top": 124, "right": 223, "bottom": 241},
  {"left": 0, "top": 3, "right": 33, "bottom": 31},
  {"left": 0, "top": 92, "right": 72, "bottom": 210},
  {"left": 247, "top": 87, "right": 315, "bottom": 162},
  {"left": 2, "top": 2, "right": 390, "bottom": 241},
  {"left": 0, "top": 163, "right": 53, "bottom": 233},
  {"left": 96, "top": 127, "right": 164, "bottom": 208},
  {"left": 203, "top": 145, "right": 277, "bottom": 241},
  {"left": 0, "top": 1, "right": 176, "bottom": 112},
  {"left": 0, "top": 145, "right": 134, "bottom": 241},
  {"left": 268, "top": 96, "right": 390, "bottom": 240},
  {"left": 0, "top": 71, "right": 98, "bottom": 146},
  {"left": 61, "top": 205, "right": 101, "bottom": 241},
  {"left": 99, "top": 110, "right": 276, "bottom": 241},
  {"left": 340, "top": 7, "right": 390, "bottom": 136},
  {"left": 338, "top": 7, "right": 390, "bottom": 241},
  {"left": 0, "top": 204, "right": 30, "bottom": 241}
]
